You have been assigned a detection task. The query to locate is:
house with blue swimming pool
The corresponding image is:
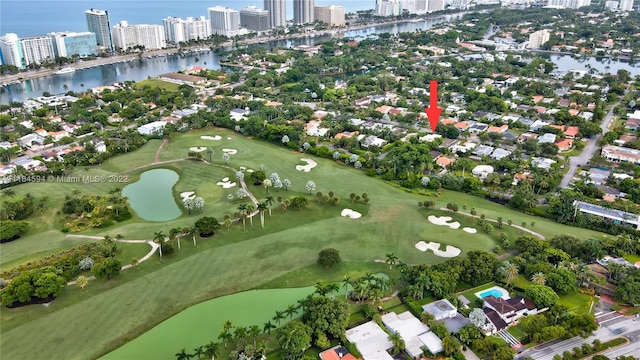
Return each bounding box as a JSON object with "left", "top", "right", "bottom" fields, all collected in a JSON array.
[{"left": 473, "top": 286, "right": 547, "bottom": 335}]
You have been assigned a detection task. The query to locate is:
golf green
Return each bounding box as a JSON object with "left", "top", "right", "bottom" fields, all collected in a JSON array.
[
  {"left": 101, "top": 287, "right": 315, "bottom": 360},
  {"left": 122, "top": 168, "right": 181, "bottom": 222}
]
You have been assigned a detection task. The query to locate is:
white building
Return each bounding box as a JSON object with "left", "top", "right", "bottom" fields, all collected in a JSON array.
[
  {"left": 264, "top": 0, "right": 286, "bottom": 28},
  {"left": 427, "top": 0, "right": 445, "bottom": 12},
  {"left": 20, "top": 36, "right": 55, "bottom": 66},
  {"left": 472, "top": 165, "right": 494, "bottom": 179},
  {"left": 400, "top": 0, "right": 417, "bottom": 12},
  {"left": 49, "top": 31, "right": 97, "bottom": 57},
  {"left": 85, "top": 8, "right": 114, "bottom": 52},
  {"left": 240, "top": 6, "right": 270, "bottom": 32},
  {"left": 314, "top": 5, "right": 346, "bottom": 26},
  {"left": 0, "top": 33, "right": 24, "bottom": 69},
  {"left": 620, "top": 0, "right": 634, "bottom": 10},
  {"left": 546, "top": 0, "right": 592, "bottom": 8},
  {"left": 381, "top": 311, "right": 442, "bottom": 358},
  {"left": 294, "top": 0, "right": 315, "bottom": 24},
  {"left": 112, "top": 21, "right": 166, "bottom": 50},
  {"left": 346, "top": 321, "right": 394, "bottom": 360},
  {"left": 605, "top": 1, "right": 620, "bottom": 10},
  {"left": 602, "top": 145, "right": 640, "bottom": 165},
  {"left": 208, "top": 6, "right": 247, "bottom": 37},
  {"left": 162, "top": 16, "right": 210, "bottom": 44},
  {"left": 377, "top": 0, "right": 402, "bottom": 16},
  {"left": 137, "top": 121, "right": 167, "bottom": 135},
  {"left": 528, "top": 29, "right": 550, "bottom": 49}
]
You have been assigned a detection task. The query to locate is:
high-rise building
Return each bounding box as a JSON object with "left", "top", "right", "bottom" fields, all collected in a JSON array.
[
  {"left": 240, "top": 6, "right": 270, "bottom": 32},
  {"left": 112, "top": 21, "right": 166, "bottom": 51},
  {"left": 0, "top": 33, "right": 24, "bottom": 69},
  {"left": 528, "top": 29, "right": 550, "bottom": 49},
  {"left": 546, "top": 0, "right": 591, "bottom": 8},
  {"left": 162, "top": 16, "right": 210, "bottom": 44},
  {"left": 314, "top": 5, "right": 345, "bottom": 26},
  {"left": 605, "top": 1, "right": 620, "bottom": 10},
  {"left": 400, "top": 0, "right": 417, "bottom": 13},
  {"left": 620, "top": 0, "right": 634, "bottom": 10},
  {"left": 264, "top": 0, "right": 286, "bottom": 28},
  {"left": 376, "top": 0, "right": 402, "bottom": 16},
  {"left": 427, "top": 0, "right": 445, "bottom": 12},
  {"left": 208, "top": 6, "right": 247, "bottom": 37},
  {"left": 415, "top": 0, "right": 428, "bottom": 11},
  {"left": 20, "top": 36, "right": 55, "bottom": 66},
  {"left": 49, "top": 32, "right": 97, "bottom": 58},
  {"left": 85, "top": 8, "right": 114, "bottom": 52},
  {"left": 294, "top": 0, "right": 315, "bottom": 24}
]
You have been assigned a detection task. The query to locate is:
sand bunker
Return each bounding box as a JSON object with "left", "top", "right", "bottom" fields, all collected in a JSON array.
[
  {"left": 216, "top": 177, "right": 236, "bottom": 189},
  {"left": 415, "top": 241, "right": 461, "bottom": 257},
  {"left": 296, "top": 158, "right": 318, "bottom": 172},
  {"left": 180, "top": 191, "right": 195, "bottom": 200},
  {"left": 341, "top": 209, "right": 362, "bottom": 219},
  {"left": 427, "top": 215, "right": 460, "bottom": 229},
  {"left": 246, "top": 169, "right": 254, "bottom": 173},
  {"left": 463, "top": 227, "right": 477, "bottom": 234},
  {"left": 222, "top": 148, "right": 238, "bottom": 155},
  {"left": 201, "top": 135, "right": 222, "bottom": 141},
  {"left": 189, "top": 147, "right": 207, "bottom": 152},
  {"left": 227, "top": 137, "right": 232, "bottom": 140}
]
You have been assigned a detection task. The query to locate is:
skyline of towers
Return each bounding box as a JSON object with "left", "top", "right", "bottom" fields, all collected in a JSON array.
[
  {"left": 294, "top": 0, "right": 315, "bottom": 24},
  {"left": 85, "top": 8, "right": 114, "bottom": 53},
  {"left": 264, "top": 0, "right": 287, "bottom": 28}
]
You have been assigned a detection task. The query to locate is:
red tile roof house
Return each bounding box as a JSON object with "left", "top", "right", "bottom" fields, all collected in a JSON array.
[
  {"left": 556, "top": 138, "right": 574, "bottom": 151},
  {"left": 564, "top": 126, "right": 579, "bottom": 139},
  {"left": 487, "top": 125, "right": 508, "bottom": 134}
]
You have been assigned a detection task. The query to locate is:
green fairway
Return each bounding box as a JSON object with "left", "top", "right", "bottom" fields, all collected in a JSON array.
[
  {"left": 0, "top": 127, "right": 609, "bottom": 360},
  {"left": 102, "top": 287, "right": 315, "bottom": 360}
]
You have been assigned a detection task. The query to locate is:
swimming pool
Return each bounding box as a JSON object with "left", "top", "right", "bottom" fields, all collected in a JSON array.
[{"left": 479, "top": 289, "right": 503, "bottom": 298}]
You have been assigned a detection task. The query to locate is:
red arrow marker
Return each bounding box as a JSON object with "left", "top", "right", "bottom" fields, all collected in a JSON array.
[{"left": 425, "top": 80, "right": 442, "bottom": 132}]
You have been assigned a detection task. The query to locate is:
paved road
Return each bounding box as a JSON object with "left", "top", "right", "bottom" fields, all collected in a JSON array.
[
  {"left": 518, "top": 317, "right": 640, "bottom": 360},
  {"left": 559, "top": 98, "right": 620, "bottom": 188}
]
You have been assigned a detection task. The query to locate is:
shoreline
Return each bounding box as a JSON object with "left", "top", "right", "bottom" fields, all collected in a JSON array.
[{"left": 0, "top": 16, "right": 455, "bottom": 85}]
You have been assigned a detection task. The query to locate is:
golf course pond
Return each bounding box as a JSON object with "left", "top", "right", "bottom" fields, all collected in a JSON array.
[
  {"left": 121, "top": 168, "right": 181, "bottom": 222},
  {"left": 101, "top": 286, "right": 316, "bottom": 360}
]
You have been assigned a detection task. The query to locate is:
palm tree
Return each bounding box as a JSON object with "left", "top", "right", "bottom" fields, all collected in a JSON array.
[
  {"left": 2, "top": 189, "right": 15, "bottom": 198},
  {"left": 223, "top": 215, "right": 232, "bottom": 231},
  {"left": 203, "top": 341, "right": 219, "bottom": 360},
  {"left": 265, "top": 195, "right": 275, "bottom": 217},
  {"left": 238, "top": 203, "right": 248, "bottom": 231},
  {"left": 248, "top": 325, "right": 261, "bottom": 350},
  {"left": 175, "top": 348, "right": 191, "bottom": 360},
  {"left": 234, "top": 326, "right": 248, "bottom": 347},
  {"left": 385, "top": 253, "right": 398, "bottom": 270},
  {"left": 153, "top": 231, "right": 165, "bottom": 260},
  {"left": 531, "top": 272, "right": 546, "bottom": 285},
  {"left": 263, "top": 320, "right": 276, "bottom": 336},
  {"left": 502, "top": 261, "right": 519, "bottom": 287},
  {"left": 257, "top": 201, "right": 268, "bottom": 228},
  {"left": 285, "top": 304, "right": 298, "bottom": 319},
  {"left": 193, "top": 346, "right": 204, "bottom": 360},
  {"left": 217, "top": 330, "right": 232, "bottom": 349},
  {"left": 187, "top": 226, "right": 197, "bottom": 247},
  {"left": 246, "top": 203, "right": 255, "bottom": 227},
  {"left": 342, "top": 274, "right": 352, "bottom": 299},
  {"left": 272, "top": 310, "right": 285, "bottom": 326},
  {"left": 388, "top": 332, "right": 405, "bottom": 354},
  {"left": 170, "top": 226, "right": 182, "bottom": 251}
]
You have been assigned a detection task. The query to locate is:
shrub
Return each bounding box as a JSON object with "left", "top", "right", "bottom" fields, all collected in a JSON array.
[
  {"left": 194, "top": 216, "right": 221, "bottom": 236},
  {"left": 78, "top": 257, "right": 94, "bottom": 271},
  {"left": 1, "top": 266, "right": 66, "bottom": 307},
  {"left": 0, "top": 220, "right": 29, "bottom": 242},
  {"left": 92, "top": 258, "right": 122, "bottom": 280},
  {"left": 317, "top": 248, "right": 341, "bottom": 268}
]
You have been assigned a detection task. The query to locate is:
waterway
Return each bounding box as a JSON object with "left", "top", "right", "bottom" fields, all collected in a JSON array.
[
  {"left": 2, "top": 13, "right": 639, "bottom": 104},
  {"left": 121, "top": 168, "right": 182, "bottom": 222},
  {"left": 0, "top": 15, "right": 460, "bottom": 104}
]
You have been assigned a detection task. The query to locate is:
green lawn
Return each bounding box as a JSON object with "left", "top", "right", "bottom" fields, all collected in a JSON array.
[
  {"left": 507, "top": 325, "right": 527, "bottom": 341},
  {"left": 557, "top": 293, "right": 597, "bottom": 314},
  {"left": 135, "top": 79, "right": 181, "bottom": 91},
  {"left": 0, "top": 127, "right": 609, "bottom": 360},
  {"left": 624, "top": 253, "right": 640, "bottom": 264}
]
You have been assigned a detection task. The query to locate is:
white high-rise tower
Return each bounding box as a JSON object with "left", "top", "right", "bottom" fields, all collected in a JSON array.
[
  {"left": 294, "top": 0, "right": 315, "bottom": 24},
  {"left": 264, "top": 0, "right": 286, "bottom": 28}
]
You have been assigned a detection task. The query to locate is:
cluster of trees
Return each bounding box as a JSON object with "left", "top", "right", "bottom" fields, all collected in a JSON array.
[
  {"left": 60, "top": 192, "right": 132, "bottom": 231},
  {"left": 517, "top": 305, "right": 598, "bottom": 344},
  {"left": 0, "top": 220, "right": 28, "bottom": 242},
  {"left": 1, "top": 266, "right": 66, "bottom": 307}
]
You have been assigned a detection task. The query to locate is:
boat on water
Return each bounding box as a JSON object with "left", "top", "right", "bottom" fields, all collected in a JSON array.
[{"left": 55, "top": 67, "right": 76, "bottom": 75}]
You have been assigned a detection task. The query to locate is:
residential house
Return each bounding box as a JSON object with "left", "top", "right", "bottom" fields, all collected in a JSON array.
[
  {"left": 472, "top": 145, "right": 494, "bottom": 157},
  {"left": 18, "top": 133, "right": 45, "bottom": 148},
  {"left": 422, "top": 299, "right": 471, "bottom": 334},
  {"left": 159, "top": 73, "right": 207, "bottom": 85},
  {"left": 137, "top": 121, "right": 167, "bottom": 135},
  {"left": 616, "top": 134, "right": 637, "bottom": 145},
  {"left": 487, "top": 125, "right": 508, "bottom": 134},
  {"left": 481, "top": 295, "right": 544, "bottom": 335},
  {"left": 472, "top": 165, "right": 494, "bottom": 179},
  {"left": 335, "top": 131, "right": 357, "bottom": 139},
  {"left": 229, "top": 108, "right": 249, "bottom": 121},
  {"left": 469, "top": 123, "right": 489, "bottom": 134},
  {"left": 565, "top": 126, "right": 580, "bottom": 139},
  {"left": 538, "top": 133, "right": 557, "bottom": 144},
  {"left": 556, "top": 138, "right": 573, "bottom": 151},
  {"left": 354, "top": 97, "right": 371, "bottom": 107},
  {"left": 381, "top": 311, "right": 442, "bottom": 358},
  {"left": 490, "top": 148, "right": 512, "bottom": 160},
  {"left": 573, "top": 201, "right": 640, "bottom": 230},
  {"left": 437, "top": 156, "right": 456, "bottom": 168},
  {"left": 587, "top": 168, "right": 611, "bottom": 185},
  {"left": 518, "top": 132, "right": 538, "bottom": 143},
  {"left": 345, "top": 321, "right": 394, "bottom": 360},
  {"left": 306, "top": 120, "right": 330, "bottom": 137},
  {"left": 602, "top": 145, "right": 640, "bottom": 165},
  {"left": 531, "top": 157, "right": 557, "bottom": 169},
  {"left": 319, "top": 346, "right": 361, "bottom": 360},
  {"left": 624, "top": 118, "right": 639, "bottom": 131},
  {"left": 455, "top": 122, "right": 470, "bottom": 131},
  {"left": 529, "top": 120, "right": 550, "bottom": 132}
]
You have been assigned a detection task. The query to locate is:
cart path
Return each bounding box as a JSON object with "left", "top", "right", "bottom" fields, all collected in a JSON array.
[{"left": 153, "top": 139, "right": 168, "bottom": 163}]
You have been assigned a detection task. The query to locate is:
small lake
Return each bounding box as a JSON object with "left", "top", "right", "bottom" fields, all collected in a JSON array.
[
  {"left": 121, "top": 168, "right": 181, "bottom": 222},
  {"left": 101, "top": 286, "right": 316, "bottom": 360}
]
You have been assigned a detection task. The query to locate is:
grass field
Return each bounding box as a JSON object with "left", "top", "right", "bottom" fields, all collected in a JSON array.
[
  {"left": 134, "top": 79, "right": 181, "bottom": 92},
  {"left": 0, "top": 127, "right": 608, "bottom": 360}
]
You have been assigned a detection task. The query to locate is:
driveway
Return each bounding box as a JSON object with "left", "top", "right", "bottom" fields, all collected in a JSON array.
[{"left": 559, "top": 98, "right": 620, "bottom": 188}]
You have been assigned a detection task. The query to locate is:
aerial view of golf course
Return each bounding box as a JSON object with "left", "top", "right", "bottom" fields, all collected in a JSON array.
[{"left": 0, "top": 127, "right": 609, "bottom": 360}]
